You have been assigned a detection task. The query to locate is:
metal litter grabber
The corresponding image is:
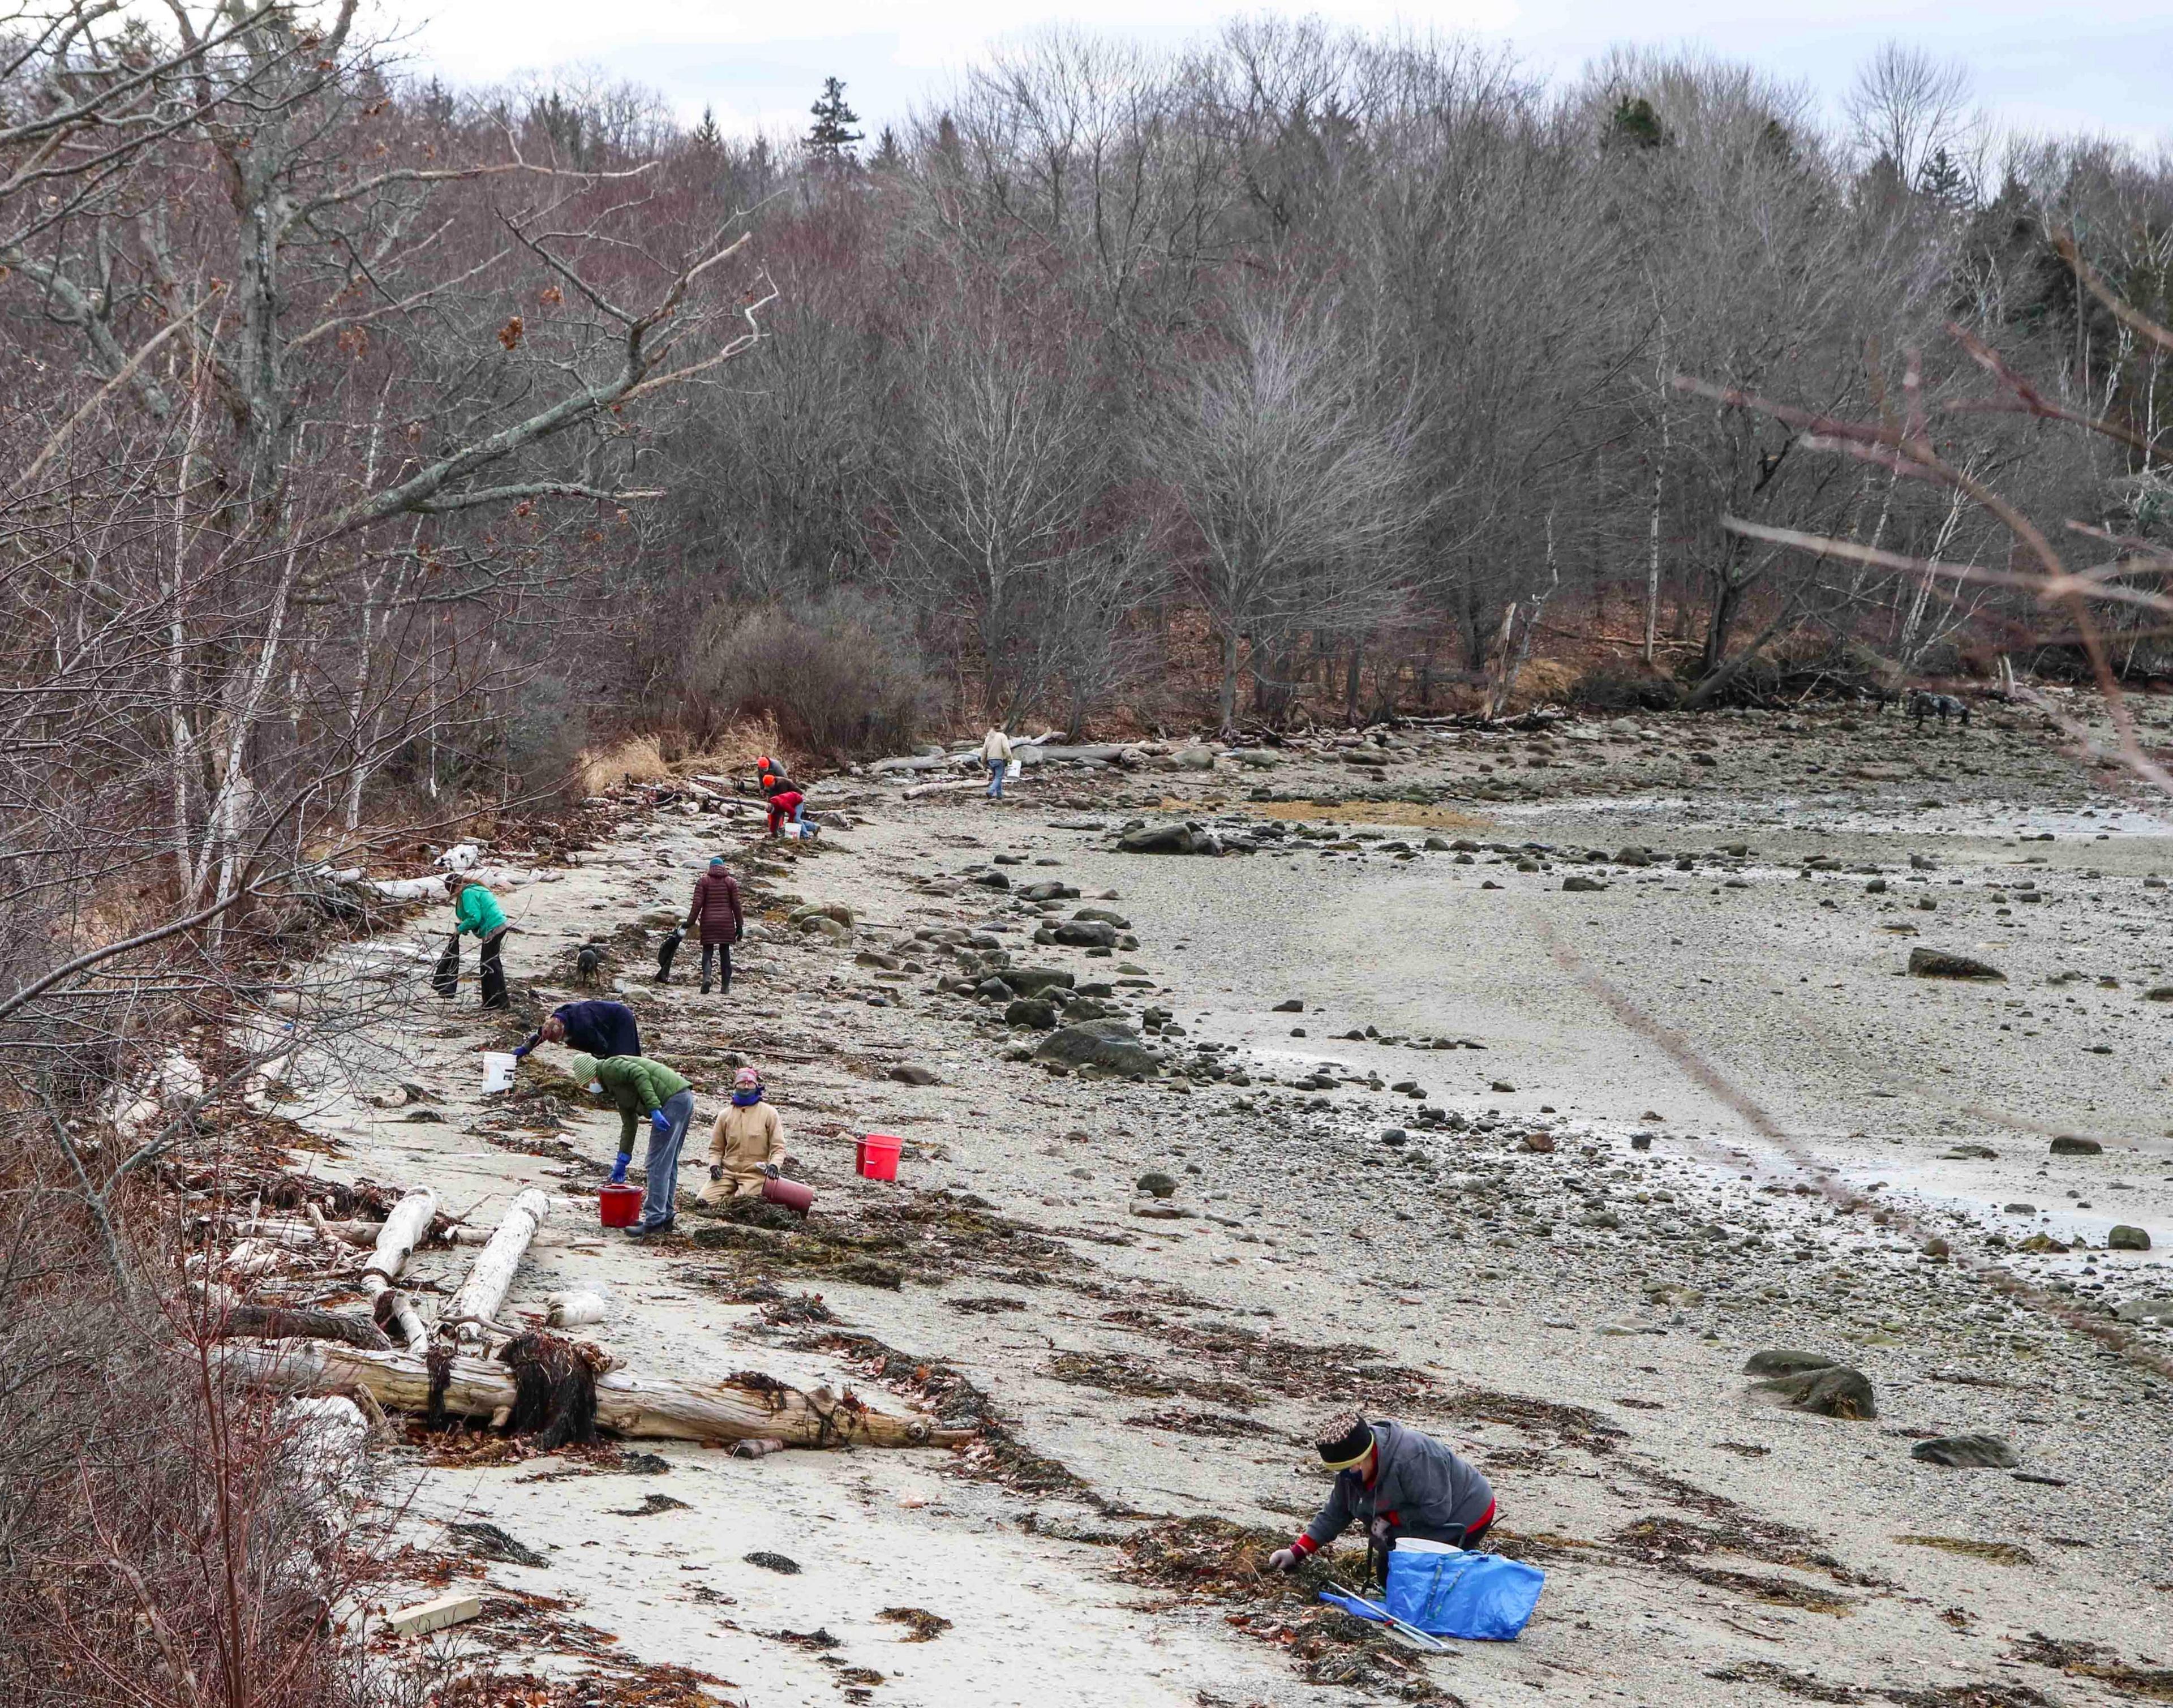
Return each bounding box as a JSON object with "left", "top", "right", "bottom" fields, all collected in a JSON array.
[{"left": 1317, "top": 1585, "right": 1450, "bottom": 1654}]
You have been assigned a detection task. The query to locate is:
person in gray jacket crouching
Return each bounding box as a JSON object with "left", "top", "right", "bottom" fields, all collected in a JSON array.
[{"left": 1269, "top": 1415, "right": 1497, "bottom": 1585}]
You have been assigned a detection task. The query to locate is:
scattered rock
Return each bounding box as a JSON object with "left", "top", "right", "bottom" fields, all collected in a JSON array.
[
  {"left": 1004, "top": 999, "right": 1059, "bottom": 1029},
  {"left": 1613, "top": 846, "right": 1653, "bottom": 866},
  {"left": 1910, "top": 1434, "right": 2019, "bottom": 1470},
  {"left": 2108, "top": 1224, "right": 2151, "bottom": 1251},
  {"left": 1053, "top": 920, "right": 1119, "bottom": 948},
  {"left": 2049, "top": 1135, "right": 2102, "bottom": 1156},
  {"left": 1489, "top": 1080, "right": 1517, "bottom": 1093},
  {"left": 1941, "top": 1143, "right": 1997, "bottom": 1160},
  {"left": 1518, "top": 1131, "right": 1554, "bottom": 1153},
  {"left": 1006, "top": 968, "right": 1076, "bottom": 997},
  {"left": 888, "top": 1065, "right": 939, "bottom": 1086},
  {"left": 1272, "top": 999, "right": 1304, "bottom": 1013},
  {"left": 744, "top": 1550, "right": 801, "bottom": 1574},
  {"left": 1742, "top": 1349, "right": 1836, "bottom": 1377},
  {"left": 1562, "top": 876, "right": 1607, "bottom": 892},
  {"left": 1117, "top": 825, "right": 1196, "bottom": 855},
  {"left": 1036, "top": 1019, "right": 1159, "bottom": 1078},
  {"left": 1136, "top": 1171, "right": 1178, "bottom": 1199},
  {"left": 2114, "top": 1295, "right": 2173, "bottom": 1324},
  {"left": 1131, "top": 1199, "right": 1193, "bottom": 1220},
  {"left": 1752, "top": 1364, "right": 1875, "bottom": 1419},
  {"left": 1908, "top": 948, "right": 2003, "bottom": 980},
  {"left": 799, "top": 913, "right": 853, "bottom": 942}
]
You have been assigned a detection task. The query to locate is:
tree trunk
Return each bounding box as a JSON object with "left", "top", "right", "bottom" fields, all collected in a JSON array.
[
  {"left": 446, "top": 1188, "right": 549, "bottom": 1345},
  {"left": 1217, "top": 629, "right": 1239, "bottom": 736},
  {"left": 220, "top": 1340, "right": 970, "bottom": 1449},
  {"left": 220, "top": 1303, "right": 392, "bottom": 1351},
  {"left": 362, "top": 1189, "right": 435, "bottom": 1353}
]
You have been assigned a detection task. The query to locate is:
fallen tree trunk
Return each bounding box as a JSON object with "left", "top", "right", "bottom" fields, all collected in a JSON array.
[
  {"left": 445, "top": 1188, "right": 549, "bottom": 1345},
  {"left": 1015, "top": 743, "right": 1136, "bottom": 766},
  {"left": 222, "top": 1303, "right": 393, "bottom": 1351},
  {"left": 222, "top": 1341, "right": 970, "bottom": 1448},
  {"left": 902, "top": 778, "right": 987, "bottom": 800},
  {"left": 362, "top": 1189, "right": 435, "bottom": 1353}
]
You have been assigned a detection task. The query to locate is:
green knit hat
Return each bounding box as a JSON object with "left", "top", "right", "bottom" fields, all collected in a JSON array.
[{"left": 566, "top": 1053, "right": 601, "bottom": 1091}]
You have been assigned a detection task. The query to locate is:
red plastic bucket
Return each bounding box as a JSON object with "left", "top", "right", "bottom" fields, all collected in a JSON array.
[
  {"left": 762, "top": 1175, "right": 815, "bottom": 1215},
  {"left": 598, "top": 1183, "right": 643, "bottom": 1227},
  {"left": 856, "top": 1134, "right": 902, "bottom": 1182}
]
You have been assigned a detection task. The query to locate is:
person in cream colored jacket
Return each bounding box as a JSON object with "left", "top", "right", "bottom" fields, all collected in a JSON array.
[{"left": 701, "top": 1065, "right": 787, "bottom": 1200}]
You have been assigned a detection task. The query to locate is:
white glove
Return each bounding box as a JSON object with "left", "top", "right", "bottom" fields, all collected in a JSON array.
[{"left": 1268, "top": 1548, "right": 1297, "bottom": 1573}]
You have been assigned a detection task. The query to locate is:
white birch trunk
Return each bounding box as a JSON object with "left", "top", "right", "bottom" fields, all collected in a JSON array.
[
  {"left": 445, "top": 1188, "right": 549, "bottom": 1345},
  {"left": 360, "top": 1189, "right": 435, "bottom": 1353}
]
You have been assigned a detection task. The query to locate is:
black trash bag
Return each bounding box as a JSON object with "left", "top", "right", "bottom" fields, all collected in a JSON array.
[
  {"left": 432, "top": 933, "right": 460, "bottom": 998},
  {"left": 656, "top": 927, "right": 684, "bottom": 984}
]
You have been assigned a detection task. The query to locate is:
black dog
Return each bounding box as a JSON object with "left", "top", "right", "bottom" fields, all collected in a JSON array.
[
  {"left": 576, "top": 944, "right": 602, "bottom": 986},
  {"left": 656, "top": 927, "right": 684, "bottom": 984}
]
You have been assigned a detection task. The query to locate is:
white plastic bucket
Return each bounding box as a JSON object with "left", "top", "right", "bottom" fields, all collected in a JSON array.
[{"left": 481, "top": 1051, "right": 517, "bottom": 1094}]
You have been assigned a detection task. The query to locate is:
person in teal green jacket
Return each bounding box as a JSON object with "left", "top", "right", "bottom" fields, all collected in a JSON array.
[
  {"left": 449, "top": 875, "right": 511, "bottom": 1009},
  {"left": 570, "top": 1051, "right": 695, "bottom": 1236}
]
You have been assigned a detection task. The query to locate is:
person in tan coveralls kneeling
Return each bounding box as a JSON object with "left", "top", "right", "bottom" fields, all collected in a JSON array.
[{"left": 701, "top": 1064, "right": 787, "bottom": 1201}]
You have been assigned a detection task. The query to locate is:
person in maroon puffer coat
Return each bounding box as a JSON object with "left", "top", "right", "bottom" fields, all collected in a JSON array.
[{"left": 683, "top": 856, "right": 744, "bottom": 995}]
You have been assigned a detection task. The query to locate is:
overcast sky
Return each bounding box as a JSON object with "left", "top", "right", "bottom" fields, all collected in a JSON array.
[{"left": 389, "top": 1, "right": 2171, "bottom": 148}]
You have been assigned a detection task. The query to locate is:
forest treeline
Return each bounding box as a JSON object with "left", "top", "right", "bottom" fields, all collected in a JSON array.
[{"left": 4, "top": 7, "right": 2171, "bottom": 868}]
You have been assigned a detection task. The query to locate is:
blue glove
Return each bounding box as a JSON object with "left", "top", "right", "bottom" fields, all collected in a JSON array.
[
  {"left": 649, "top": 1109, "right": 672, "bottom": 1140},
  {"left": 609, "top": 1154, "right": 630, "bottom": 1185},
  {"left": 512, "top": 1043, "right": 531, "bottom": 1060}
]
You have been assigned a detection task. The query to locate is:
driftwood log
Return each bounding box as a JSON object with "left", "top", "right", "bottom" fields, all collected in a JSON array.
[
  {"left": 362, "top": 1189, "right": 434, "bottom": 1353},
  {"left": 222, "top": 1303, "right": 394, "bottom": 1351},
  {"left": 445, "top": 1188, "right": 548, "bottom": 1345},
  {"left": 222, "top": 1341, "right": 970, "bottom": 1448}
]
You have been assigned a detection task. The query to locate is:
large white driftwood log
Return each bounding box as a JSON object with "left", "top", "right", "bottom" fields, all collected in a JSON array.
[
  {"left": 901, "top": 778, "right": 986, "bottom": 800},
  {"left": 221, "top": 1341, "right": 969, "bottom": 1448},
  {"left": 445, "top": 1188, "right": 549, "bottom": 1346},
  {"left": 361, "top": 1189, "right": 435, "bottom": 1354}
]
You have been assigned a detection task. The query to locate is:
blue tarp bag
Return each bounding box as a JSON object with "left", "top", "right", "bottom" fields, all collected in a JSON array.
[{"left": 1383, "top": 1545, "right": 1545, "bottom": 1640}]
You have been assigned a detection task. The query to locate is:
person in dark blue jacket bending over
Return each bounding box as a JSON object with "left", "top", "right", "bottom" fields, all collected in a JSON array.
[
  {"left": 512, "top": 999, "right": 642, "bottom": 1063},
  {"left": 1269, "top": 1415, "right": 1496, "bottom": 1586}
]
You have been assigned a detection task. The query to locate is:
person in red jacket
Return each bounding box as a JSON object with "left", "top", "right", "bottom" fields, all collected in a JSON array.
[
  {"left": 684, "top": 856, "right": 744, "bottom": 995},
  {"left": 765, "top": 788, "right": 806, "bottom": 836}
]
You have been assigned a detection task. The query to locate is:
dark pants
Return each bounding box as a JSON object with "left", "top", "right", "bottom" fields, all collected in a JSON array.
[
  {"left": 479, "top": 926, "right": 509, "bottom": 1010},
  {"left": 700, "top": 940, "right": 732, "bottom": 993}
]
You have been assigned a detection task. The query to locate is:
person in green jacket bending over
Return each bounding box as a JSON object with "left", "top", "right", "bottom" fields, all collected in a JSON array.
[
  {"left": 569, "top": 1051, "right": 694, "bottom": 1237},
  {"left": 449, "top": 874, "right": 512, "bottom": 1009}
]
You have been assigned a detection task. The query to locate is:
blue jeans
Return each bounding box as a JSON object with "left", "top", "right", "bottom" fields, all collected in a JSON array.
[
  {"left": 639, "top": 1089, "right": 696, "bottom": 1230},
  {"left": 987, "top": 757, "right": 1005, "bottom": 798}
]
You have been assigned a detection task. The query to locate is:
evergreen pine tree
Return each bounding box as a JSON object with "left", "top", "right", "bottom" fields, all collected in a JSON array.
[
  {"left": 692, "top": 105, "right": 723, "bottom": 152},
  {"left": 1915, "top": 147, "right": 1972, "bottom": 209},
  {"left": 1607, "top": 96, "right": 1667, "bottom": 151},
  {"left": 871, "top": 125, "right": 904, "bottom": 171},
  {"left": 806, "top": 76, "right": 863, "bottom": 163}
]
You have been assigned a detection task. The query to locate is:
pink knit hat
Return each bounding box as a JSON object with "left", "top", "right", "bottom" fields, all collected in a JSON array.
[{"left": 733, "top": 1066, "right": 761, "bottom": 1089}]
